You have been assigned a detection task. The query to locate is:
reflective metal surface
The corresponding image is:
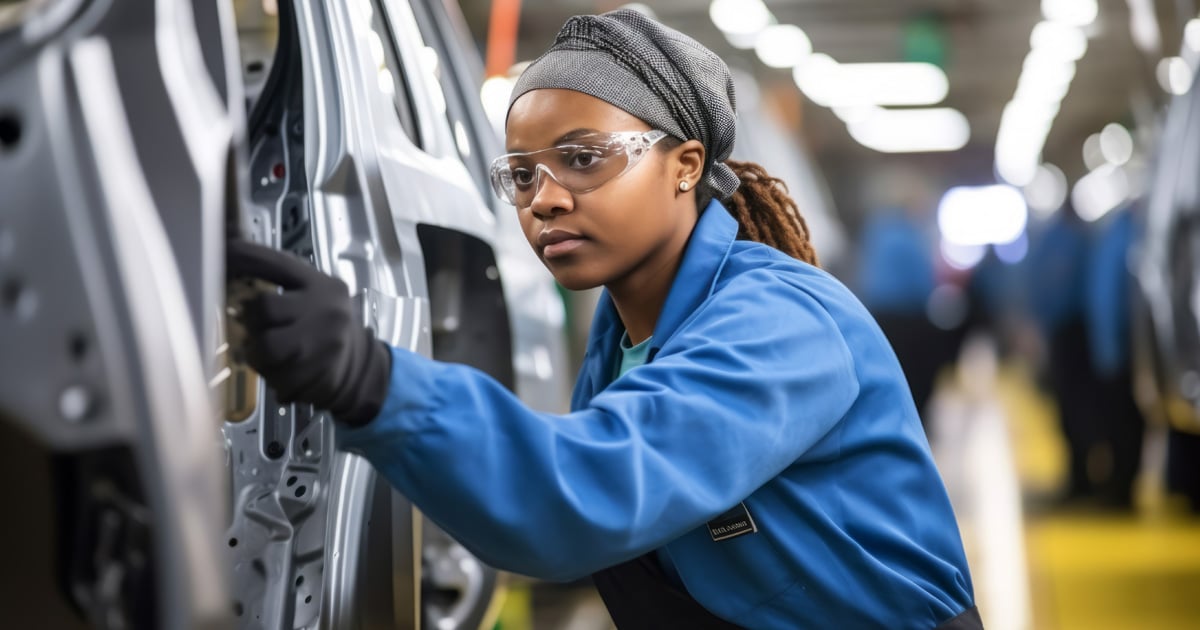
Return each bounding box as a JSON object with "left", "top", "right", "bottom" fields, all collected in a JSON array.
[{"left": 0, "top": 0, "right": 236, "bottom": 627}]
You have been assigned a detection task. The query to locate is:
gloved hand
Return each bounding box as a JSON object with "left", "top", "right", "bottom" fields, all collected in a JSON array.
[{"left": 226, "top": 239, "right": 392, "bottom": 427}]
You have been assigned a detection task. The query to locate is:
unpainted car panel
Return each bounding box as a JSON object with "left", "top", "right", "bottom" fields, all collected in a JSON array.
[
  {"left": 1135, "top": 63, "right": 1200, "bottom": 433},
  {"left": 0, "top": 0, "right": 235, "bottom": 627}
]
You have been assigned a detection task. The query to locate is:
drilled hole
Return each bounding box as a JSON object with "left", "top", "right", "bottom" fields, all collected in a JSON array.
[
  {"left": 2, "top": 278, "right": 36, "bottom": 320},
  {"left": 228, "top": 537, "right": 238, "bottom": 548},
  {"left": 286, "top": 475, "right": 297, "bottom": 487},
  {"left": 304, "top": 595, "right": 312, "bottom": 604},
  {"left": 295, "top": 575, "right": 304, "bottom": 587},
  {"left": 295, "top": 485, "right": 306, "bottom": 498},
  {"left": 68, "top": 332, "right": 88, "bottom": 362},
  {"left": 0, "top": 113, "right": 20, "bottom": 152},
  {"left": 301, "top": 438, "right": 311, "bottom": 453}
]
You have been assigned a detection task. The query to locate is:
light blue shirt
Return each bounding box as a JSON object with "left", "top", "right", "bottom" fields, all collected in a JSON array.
[{"left": 339, "top": 201, "right": 975, "bottom": 628}]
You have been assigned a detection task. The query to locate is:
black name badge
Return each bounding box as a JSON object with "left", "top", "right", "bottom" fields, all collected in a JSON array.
[{"left": 707, "top": 502, "right": 758, "bottom": 542}]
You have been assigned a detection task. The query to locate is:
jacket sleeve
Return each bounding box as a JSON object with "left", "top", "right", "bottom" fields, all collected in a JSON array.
[{"left": 336, "top": 271, "right": 860, "bottom": 581}]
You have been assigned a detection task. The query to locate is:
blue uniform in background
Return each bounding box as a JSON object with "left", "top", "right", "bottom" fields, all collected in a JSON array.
[
  {"left": 339, "top": 202, "right": 976, "bottom": 628},
  {"left": 1085, "top": 207, "right": 1136, "bottom": 377},
  {"left": 857, "top": 207, "right": 936, "bottom": 315}
]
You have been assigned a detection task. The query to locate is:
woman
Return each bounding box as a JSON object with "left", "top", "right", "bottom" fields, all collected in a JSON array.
[{"left": 228, "top": 9, "right": 979, "bottom": 629}]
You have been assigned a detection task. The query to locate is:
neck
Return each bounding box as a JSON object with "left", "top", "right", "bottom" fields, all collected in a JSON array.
[{"left": 606, "top": 220, "right": 696, "bottom": 346}]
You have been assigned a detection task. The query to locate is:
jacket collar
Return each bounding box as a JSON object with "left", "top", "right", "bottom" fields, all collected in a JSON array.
[{"left": 575, "top": 201, "right": 738, "bottom": 403}]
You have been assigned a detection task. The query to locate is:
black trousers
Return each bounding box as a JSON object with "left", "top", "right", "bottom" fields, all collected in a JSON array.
[{"left": 591, "top": 552, "right": 984, "bottom": 629}]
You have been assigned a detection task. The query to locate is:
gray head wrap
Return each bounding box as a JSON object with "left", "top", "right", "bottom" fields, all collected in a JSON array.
[{"left": 508, "top": 8, "right": 740, "bottom": 200}]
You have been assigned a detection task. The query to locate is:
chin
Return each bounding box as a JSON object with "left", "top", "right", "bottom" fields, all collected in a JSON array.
[{"left": 545, "top": 264, "right": 608, "bottom": 292}]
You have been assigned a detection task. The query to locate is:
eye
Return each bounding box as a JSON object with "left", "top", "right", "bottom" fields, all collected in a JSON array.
[
  {"left": 567, "top": 149, "right": 604, "bottom": 170},
  {"left": 511, "top": 168, "right": 535, "bottom": 188}
]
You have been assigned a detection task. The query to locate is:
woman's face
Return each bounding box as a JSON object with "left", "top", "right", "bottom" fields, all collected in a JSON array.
[{"left": 505, "top": 89, "right": 704, "bottom": 291}]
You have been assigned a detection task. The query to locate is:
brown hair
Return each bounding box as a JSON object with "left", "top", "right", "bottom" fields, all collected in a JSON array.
[
  {"left": 688, "top": 162, "right": 817, "bottom": 266},
  {"left": 720, "top": 160, "right": 819, "bottom": 266},
  {"left": 659, "top": 139, "right": 819, "bottom": 266}
]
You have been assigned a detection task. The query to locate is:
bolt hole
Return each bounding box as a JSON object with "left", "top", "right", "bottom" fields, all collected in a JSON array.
[
  {"left": 0, "top": 112, "right": 20, "bottom": 152},
  {"left": 295, "top": 485, "right": 306, "bottom": 498},
  {"left": 2, "top": 278, "right": 35, "bottom": 320},
  {"left": 304, "top": 595, "right": 312, "bottom": 604},
  {"left": 295, "top": 575, "right": 304, "bottom": 587},
  {"left": 233, "top": 601, "right": 244, "bottom": 617},
  {"left": 228, "top": 537, "right": 238, "bottom": 548},
  {"left": 286, "top": 475, "right": 297, "bottom": 487},
  {"left": 246, "top": 60, "right": 265, "bottom": 74},
  {"left": 68, "top": 332, "right": 88, "bottom": 362}
]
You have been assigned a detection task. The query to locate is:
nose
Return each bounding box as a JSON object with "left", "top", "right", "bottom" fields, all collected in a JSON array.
[{"left": 528, "top": 164, "right": 574, "bottom": 219}]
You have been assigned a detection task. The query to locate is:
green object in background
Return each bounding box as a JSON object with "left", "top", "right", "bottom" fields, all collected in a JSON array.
[
  {"left": 493, "top": 583, "right": 533, "bottom": 630},
  {"left": 903, "top": 14, "right": 947, "bottom": 68}
]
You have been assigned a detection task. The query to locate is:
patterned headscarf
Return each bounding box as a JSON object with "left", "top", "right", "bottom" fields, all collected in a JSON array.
[{"left": 508, "top": 8, "right": 740, "bottom": 200}]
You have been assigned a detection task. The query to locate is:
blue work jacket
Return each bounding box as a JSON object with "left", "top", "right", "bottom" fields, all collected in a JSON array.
[{"left": 339, "top": 201, "right": 975, "bottom": 628}]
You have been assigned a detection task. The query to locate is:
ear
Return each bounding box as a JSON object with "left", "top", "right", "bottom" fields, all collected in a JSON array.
[{"left": 671, "top": 140, "right": 706, "bottom": 191}]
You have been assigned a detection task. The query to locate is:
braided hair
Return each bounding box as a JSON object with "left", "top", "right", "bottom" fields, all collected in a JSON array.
[
  {"left": 721, "top": 160, "right": 819, "bottom": 266},
  {"left": 666, "top": 136, "right": 819, "bottom": 267}
]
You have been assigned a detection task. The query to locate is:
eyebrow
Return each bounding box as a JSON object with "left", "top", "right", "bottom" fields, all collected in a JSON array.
[{"left": 507, "top": 128, "right": 599, "bottom": 153}]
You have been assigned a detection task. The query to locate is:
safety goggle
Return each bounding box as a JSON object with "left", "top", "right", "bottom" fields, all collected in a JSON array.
[{"left": 489, "top": 130, "right": 669, "bottom": 207}]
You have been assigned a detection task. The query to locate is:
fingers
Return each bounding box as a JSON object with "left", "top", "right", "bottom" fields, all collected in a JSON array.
[
  {"left": 226, "top": 239, "right": 318, "bottom": 290},
  {"left": 242, "top": 325, "right": 303, "bottom": 375},
  {"left": 240, "top": 291, "right": 306, "bottom": 330}
]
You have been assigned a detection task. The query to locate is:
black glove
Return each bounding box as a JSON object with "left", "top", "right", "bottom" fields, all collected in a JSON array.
[{"left": 226, "top": 239, "right": 392, "bottom": 427}]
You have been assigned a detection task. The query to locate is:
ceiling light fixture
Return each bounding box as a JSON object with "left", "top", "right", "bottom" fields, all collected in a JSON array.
[
  {"left": 709, "top": 0, "right": 771, "bottom": 38},
  {"left": 1041, "top": 0, "right": 1098, "bottom": 27},
  {"left": 754, "top": 24, "right": 812, "bottom": 68},
  {"left": 938, "top": 185, "right": 1029, "bottom": 246},
  {"left": 794, "top": 60, "right": 948, "bottom": 107},
  {"left": 847, "top": 107, "right": 969, "bottom": 153}
]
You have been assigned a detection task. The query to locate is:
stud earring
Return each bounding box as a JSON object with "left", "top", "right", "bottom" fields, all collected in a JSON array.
[{"left": 679, "top": 181, "right": 690, "bottom": 192}]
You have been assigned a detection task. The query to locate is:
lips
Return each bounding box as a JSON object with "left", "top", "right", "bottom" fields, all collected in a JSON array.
[{"left": 537, "top": 229, "right": 588, "bottom": 259}]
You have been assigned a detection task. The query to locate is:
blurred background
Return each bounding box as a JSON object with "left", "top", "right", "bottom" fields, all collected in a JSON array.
[{"left": 454, "top": 1, "right": 1200, "bottom": 629}]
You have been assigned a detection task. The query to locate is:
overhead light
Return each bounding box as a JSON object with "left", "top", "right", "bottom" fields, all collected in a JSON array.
[
  {"left": 997, "top": 3, "right": 1089, "bottom": 188},
  {"left": 833, "top": 105, "right": 883, "bottom": 124},
  {"left": 1129, "top": 0, "right": 1161, "bottom": 53},
  {"left": 754, "top": 24, "right": 812, "bottom": 69},
  {"left": 1072, "top": 164, "right": 1130, "bottom": 221},
  {"left": 1099, "top": 123, "right": 1134, "bottom": 165},
  {"left": 1020, "top": 51, "right": 1076, "bottom": 88},
  {"left": 995, "top": 233, "right": 1030, "bottom": 264},
  {"left": 938, "top": 185, "right": 1028, "bottom": 246},
  {"left": 1186, "top": 18, "right": 1200, "bottom": 54},
  {"left": 1157, "top": 56, "right": 1193, "bottom": 94},
  {"left": 1030, "top": 21, "right": 1088, "bottom": 60},
  {"left": 995, "top": 100, "right": 1058, "bottom": 186},
  {"left": 725, "top": 31, "right": 760, "bottom": 50},
  {"left": 794, "top": 60, "right": 949, "bottom": 107},
  {"left": 940, "top": 240, "right": 987, "bottom": 270},
  {"left": 709, "top": 0, "right": 771, "bottom": 37},
  {"left": 1041, "top": 0, "right": 1098, "bottom": 27},
  {"left": 480, "top": 76, "right": 516, "bottom": 131},
  {"left": 1023, "top": 163, "right": 1068, "bottom": 217},
  {"left": 848, "top": 107, "right": 969, "bottom": 153},
  {"left": 1082, "top": 132, "right": 1106, "bottom": 170}
]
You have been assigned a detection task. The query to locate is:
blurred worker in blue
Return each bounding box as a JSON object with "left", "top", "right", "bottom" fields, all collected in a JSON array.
[
  {"left": 1028, "top": 202, "right": 1142, "bottom": 509},
  {"left": 1083, "top": 204, "right": 1144, "bottom": 509},
  {"left": 226, "top": 9, "right": 978, "bottom": 628},
  {"left": 1027, "top": 204, "right": 1095, "bottom": 504},
  {"left": 857, "top": 204, "right": 964, "bottom": 423}
]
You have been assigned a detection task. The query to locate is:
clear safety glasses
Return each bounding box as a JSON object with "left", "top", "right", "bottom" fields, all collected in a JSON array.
[{"left": 489, "top": 130, "right": 669, "bottom": 207}]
